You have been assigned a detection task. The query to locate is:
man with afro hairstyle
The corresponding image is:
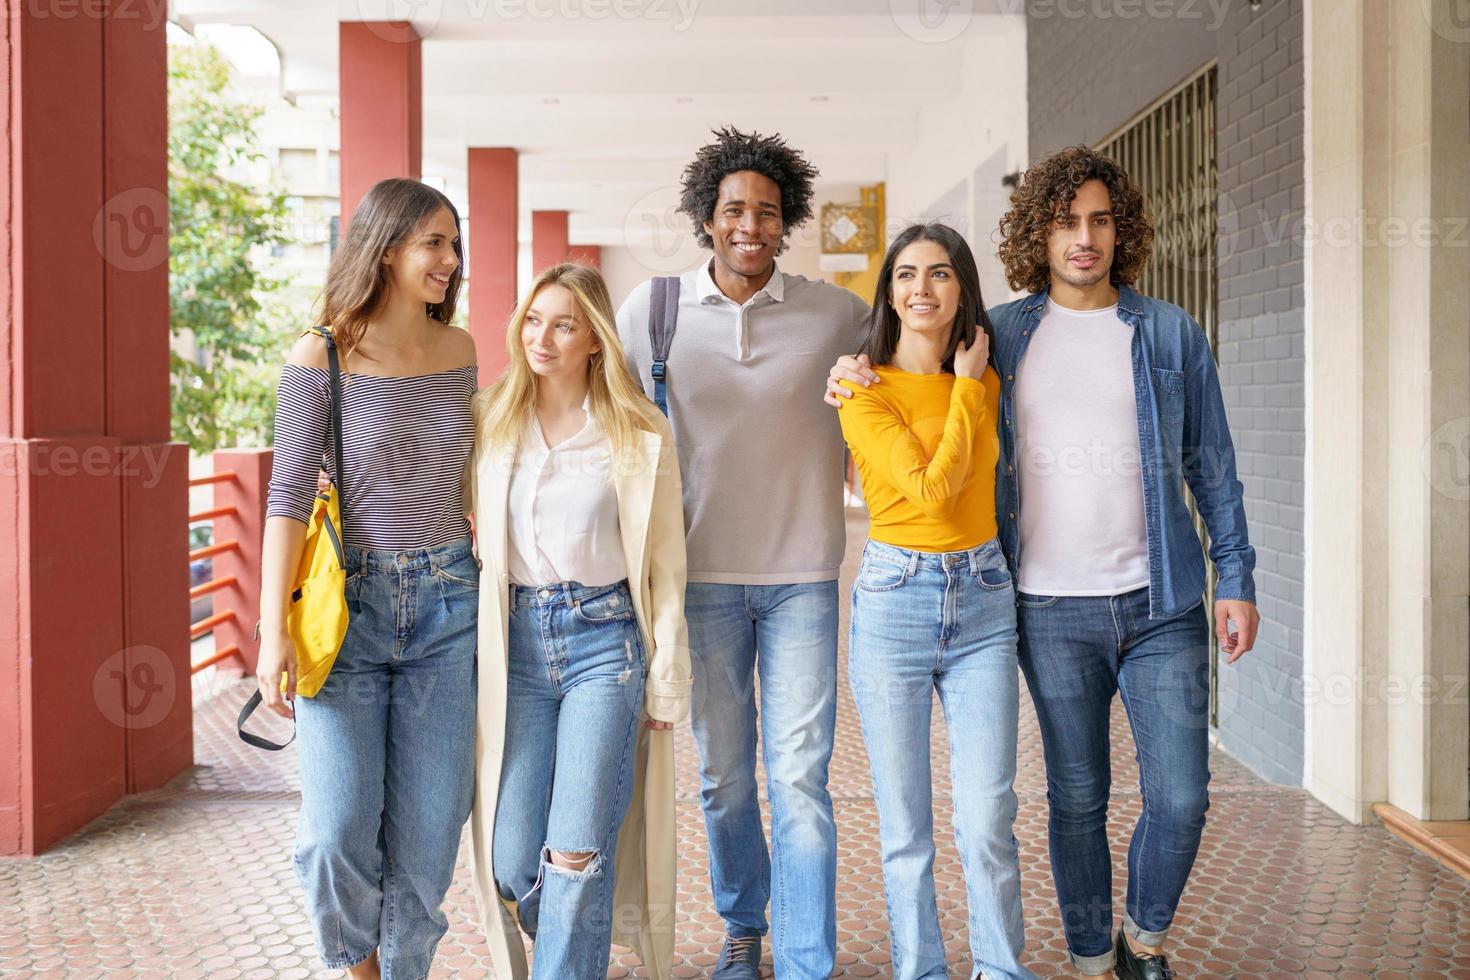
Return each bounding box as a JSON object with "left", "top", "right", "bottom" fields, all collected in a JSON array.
[
  {"left": 616, "top": 126, "right": 870, "bottom": 980},
  {"left": 828, "top": 145, "right": 1259, "bottom": 980}
]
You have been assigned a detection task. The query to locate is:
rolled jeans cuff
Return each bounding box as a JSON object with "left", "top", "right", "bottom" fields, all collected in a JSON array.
[{"left": 1123, "top": 909, "right": 1170, "bottom": 948}]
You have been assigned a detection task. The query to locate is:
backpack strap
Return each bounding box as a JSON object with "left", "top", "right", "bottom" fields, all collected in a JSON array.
[{"left": 647, "top": 277, "right": 680, "bottom": 417}]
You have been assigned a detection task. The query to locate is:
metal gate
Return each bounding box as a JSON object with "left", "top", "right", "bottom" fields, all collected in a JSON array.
[{"left": 1095, "top": 64, "right": 1223, "bottom": 723}]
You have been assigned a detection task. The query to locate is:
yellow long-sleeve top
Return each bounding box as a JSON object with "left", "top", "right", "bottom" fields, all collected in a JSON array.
[{"left": 838, "top": 364, "right": 1001, "bottom": 553}]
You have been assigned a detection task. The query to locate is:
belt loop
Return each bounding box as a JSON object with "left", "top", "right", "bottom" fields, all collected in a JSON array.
[
  {"left": 967, "top": 546, "right": 980, "bottom": 575},
  {"left": 908, "top": 550, "right": 920, "bottom": 576},
  {"left": 561, "top": 581, "right": 575, "bottom": 608}
]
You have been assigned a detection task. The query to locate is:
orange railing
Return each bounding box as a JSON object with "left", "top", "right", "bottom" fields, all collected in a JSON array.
[{"left": 188, "top": 468, "right": 244, "bottom": 675}]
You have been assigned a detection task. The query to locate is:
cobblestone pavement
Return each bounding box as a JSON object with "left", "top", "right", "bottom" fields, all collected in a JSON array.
[{"left": 4, "top": 517, "right": 1469, "bottom": 978}]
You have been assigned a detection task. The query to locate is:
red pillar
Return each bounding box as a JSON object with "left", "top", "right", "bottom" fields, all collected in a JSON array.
[
  {"left": 532, "top": 210, "right": 570, "bottom": 274},
  {"left": 339, "top": 22, "right": 422, "bottom": 227},
  {"left": 2, "top": 5, "right": 187, "bottom": 855},
  {"left": 570, "top": 245, "right": 602, "bottom": 269},
  {"left": 468, "top": 148, "right": 519, "bottom": 379}
]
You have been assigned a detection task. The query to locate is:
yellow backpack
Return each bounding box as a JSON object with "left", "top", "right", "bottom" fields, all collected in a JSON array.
[{"left": 287, "top": 325, "right": 350, "bottom": 698}]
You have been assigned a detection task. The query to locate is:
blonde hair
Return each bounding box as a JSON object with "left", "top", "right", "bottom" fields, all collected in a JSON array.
[
  {"left": 318, "top": 178, "right": 463, "bottom": 362},
  {"left": 475, "top": 264, "right": 663, "bottom": 451}
]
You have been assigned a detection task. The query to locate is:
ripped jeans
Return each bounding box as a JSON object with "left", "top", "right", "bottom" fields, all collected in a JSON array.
[{"left": 493, "top": 579, "right": 646, "bottom": 979}]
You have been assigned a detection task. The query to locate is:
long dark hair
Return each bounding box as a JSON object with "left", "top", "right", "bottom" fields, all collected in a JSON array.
[
  {"left": 319, "top": 178, "right": 464, "bottom": 362},
  {"left": 860, "top": 222, "right": 994, "bottom": 373}
]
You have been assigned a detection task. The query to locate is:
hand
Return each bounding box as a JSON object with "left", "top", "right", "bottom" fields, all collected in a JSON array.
[
  {"left": 824, "top": 353, "right": 880, "bottom": 408},
  {"left": 1215, "top": 599, "right": 1260, "bottom": 663},
  {"left": 953, "top": 332, "right": 990, "bottom": 381},
  {"left": 255, "top": 628, "right": 298, "bottom": 719},
  {"left": 643, "top": 719, "right": 673, "bottom": 731}
]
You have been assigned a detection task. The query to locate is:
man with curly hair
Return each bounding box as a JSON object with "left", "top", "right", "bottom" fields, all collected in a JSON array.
[
  {"left": 616, "top": 127, "right": 870, "bottom": 980},
  {"left": 828, "top": 145, "right": 1258, "bottom": 980}
]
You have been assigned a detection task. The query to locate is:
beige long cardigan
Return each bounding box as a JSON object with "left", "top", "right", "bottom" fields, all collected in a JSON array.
[{"left": 466, "top": 412, "right": 692, "bottom": 980}]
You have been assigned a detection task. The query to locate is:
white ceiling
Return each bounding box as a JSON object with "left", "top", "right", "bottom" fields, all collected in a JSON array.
[{"left": 171, "top": 0, "right": 1026, "bottom": 246}]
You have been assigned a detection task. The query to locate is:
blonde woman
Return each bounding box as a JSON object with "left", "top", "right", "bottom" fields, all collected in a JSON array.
[{"left": 467, "top": 264, "right": 692, "bottom": 979}]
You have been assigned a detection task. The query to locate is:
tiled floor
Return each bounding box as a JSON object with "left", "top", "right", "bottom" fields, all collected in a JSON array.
[{"left": 5, "top": 516, "right": 1470, "bottom": 978}]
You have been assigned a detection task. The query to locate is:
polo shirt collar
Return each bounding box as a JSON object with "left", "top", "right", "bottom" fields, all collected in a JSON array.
[{"left": 696, "top": 258, "right": 785, "bottom": 304}]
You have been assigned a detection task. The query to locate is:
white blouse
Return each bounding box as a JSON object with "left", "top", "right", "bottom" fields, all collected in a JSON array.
[{"left": 506, "top": 400, "right": 628, "bottom": 588}]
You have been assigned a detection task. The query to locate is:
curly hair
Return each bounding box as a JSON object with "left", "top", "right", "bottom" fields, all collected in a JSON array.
[
  {"left": 997, "top": 145, "right": 1154, "bottom": 295},
  {"left": 678, "top": 126, "right": 820, "bottom": 255}
]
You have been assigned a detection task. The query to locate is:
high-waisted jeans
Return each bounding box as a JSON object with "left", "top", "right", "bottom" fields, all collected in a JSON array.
[
  {"left": 848, "top": 538, "right": 1034, "bottom": 980},
  {"left": 492, "top": 579, "right": 647, "bottom": 980},
  {"left": 293, "top": 536, "right": 478, "bottom": 980}
]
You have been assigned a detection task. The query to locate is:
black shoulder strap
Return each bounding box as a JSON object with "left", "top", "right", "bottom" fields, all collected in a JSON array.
[
  {"left": 648, "top": 277, "right": 680, "bottom": 417},
  {"left": 308, "top": 326, "right": 347, "bottom": 543}
]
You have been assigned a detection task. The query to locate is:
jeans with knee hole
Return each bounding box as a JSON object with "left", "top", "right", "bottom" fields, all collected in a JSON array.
[
  {"left": 685, "top": 580, "right": 840, "bottom": 980},
  {"left": 293, "top": 536, "right": 478, "bottom": 980},
  {"left": 848, "top": 539, "right": 1034, "bottom": 980},
  {"left": 492, "top": 580, "right": 646, "bottom": 980},
  {"left": 1016, "top": 586, "right": 1210, "bottom": 976}
]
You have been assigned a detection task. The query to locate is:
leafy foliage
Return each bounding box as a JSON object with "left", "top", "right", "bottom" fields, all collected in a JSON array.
[{"left": 168, "top": 42, "right": 293, "bottom": 453}]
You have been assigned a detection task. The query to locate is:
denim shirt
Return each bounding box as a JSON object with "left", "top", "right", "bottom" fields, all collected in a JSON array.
[{"left": 991, "top": 284, "right": 1256, "bottom": 620}]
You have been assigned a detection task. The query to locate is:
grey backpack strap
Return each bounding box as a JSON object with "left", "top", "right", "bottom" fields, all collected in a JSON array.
[{"left": 648, "top": 276, "right": 680, "bottom": 417}]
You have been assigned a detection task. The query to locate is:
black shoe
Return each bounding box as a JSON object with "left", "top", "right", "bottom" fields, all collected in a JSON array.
[
  {"left": 712, "top": 933, "right": 761, "bottom": 979},
  {"left": 1114, "top": 929, "right": 1176, "bottom": 980}
]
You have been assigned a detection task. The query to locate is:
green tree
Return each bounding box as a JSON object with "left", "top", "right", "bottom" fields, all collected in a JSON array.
[{"left": 168, "top": 42, "right": 292, "bottom": 454}]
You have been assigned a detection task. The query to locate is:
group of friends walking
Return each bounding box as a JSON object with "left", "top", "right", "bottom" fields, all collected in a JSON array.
[{"left": 254, "top": 128, "right": 1259, "bottom": 980}]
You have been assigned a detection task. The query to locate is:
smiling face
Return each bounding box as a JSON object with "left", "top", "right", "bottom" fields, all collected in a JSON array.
[
  {"left": 1046, "top": 178, "right": 1116, "bottom": 291},
  {"left": 382, "top": 205, "right": 460, "bottom": 305},
  {"left": 521, "top": 283, "right": 601, "bottom": 382},
  {"left": 703, "top": 170, "right": 784, "bottom": 281},
  {"left": 889, "top": 238, "right": 962, "bottom": 340}
]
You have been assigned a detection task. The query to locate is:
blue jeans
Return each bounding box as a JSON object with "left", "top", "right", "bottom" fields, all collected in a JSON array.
[
  {"left": 293, "top": 536, "right": 478, "bottom": 980},
  {"left": 1016, "top": 586, "right": 1210, "bottom": 975},
  {"left": 848, "top": 539, "right": 1033, "bottom": 980},
  {"left": 493, "top": 580, "right": 646, "bottom": 980},
  {"left": 685, "top": 580, "right": 839, "bottom": 980}
]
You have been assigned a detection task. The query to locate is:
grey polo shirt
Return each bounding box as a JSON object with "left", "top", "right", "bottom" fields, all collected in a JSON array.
[{"left": 616, "top": 259, "right": 871, "bottom": 585}]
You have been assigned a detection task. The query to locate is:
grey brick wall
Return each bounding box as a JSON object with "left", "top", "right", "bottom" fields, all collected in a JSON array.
[
  {"left": 1024, "top": 0, "right": 1307, "bottom": 785},
  {"left": 1212, "top": 0, "right": 1305, "bottom": 786},
  {"left": 1026, "top": 0, "right": 1217, "bottom": 161}
]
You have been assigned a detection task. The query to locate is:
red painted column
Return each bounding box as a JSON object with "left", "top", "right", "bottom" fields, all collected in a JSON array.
[
  {"left": 468, "top": 148, "right": 519, "bottom": 379},
  {"left": 570, "top": 245, "right": 602, "bottom": 269},
  {"left": 339, "top": 22, "right": 422, "bottom": 227},
  {"left": 532, "top": 210, "right": 570, "bottom": 274},
  {"left": 2, "top": 5, "right": 185, "bottom": 855},
  {"left": 106, "top": 1, "right": 191, "bottom": 797}
]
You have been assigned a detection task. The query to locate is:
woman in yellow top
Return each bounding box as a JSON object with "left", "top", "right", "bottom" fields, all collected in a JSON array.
[{"left": 837, "top": 223, "right": 1035, "bottom": 980}]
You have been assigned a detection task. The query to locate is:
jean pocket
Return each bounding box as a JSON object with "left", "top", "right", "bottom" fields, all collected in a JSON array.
[
  {"left": 855, "top": 556, "right": 908, "bottom": 593},
  {"left": 432, "top": 554, "right": 481, "bottom": 589},
  {"left": 1015, "top": 591, "right": 1060, "bottom": 608},
  {"left": 973, "top": 560, "right": 1013, "bottom": 592},
  {"left": 572, "top": 586, "right": 635, "bottom": 624},
  {"left": 1152, "top": 367, "right": 1185, "bottom": 426}
]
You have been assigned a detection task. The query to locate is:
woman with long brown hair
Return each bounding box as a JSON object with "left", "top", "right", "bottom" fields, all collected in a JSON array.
[
  {"left": 467, "top": 263, "right": 691, "bottom": 979},
  {"left": 255, "top": 177, "right": 478, "bottom": 980}
]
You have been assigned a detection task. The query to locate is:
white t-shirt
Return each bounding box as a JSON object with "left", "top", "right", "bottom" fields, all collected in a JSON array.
[{"left": 1014, "top": 299, "right": 1149, "bottom": 596}]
